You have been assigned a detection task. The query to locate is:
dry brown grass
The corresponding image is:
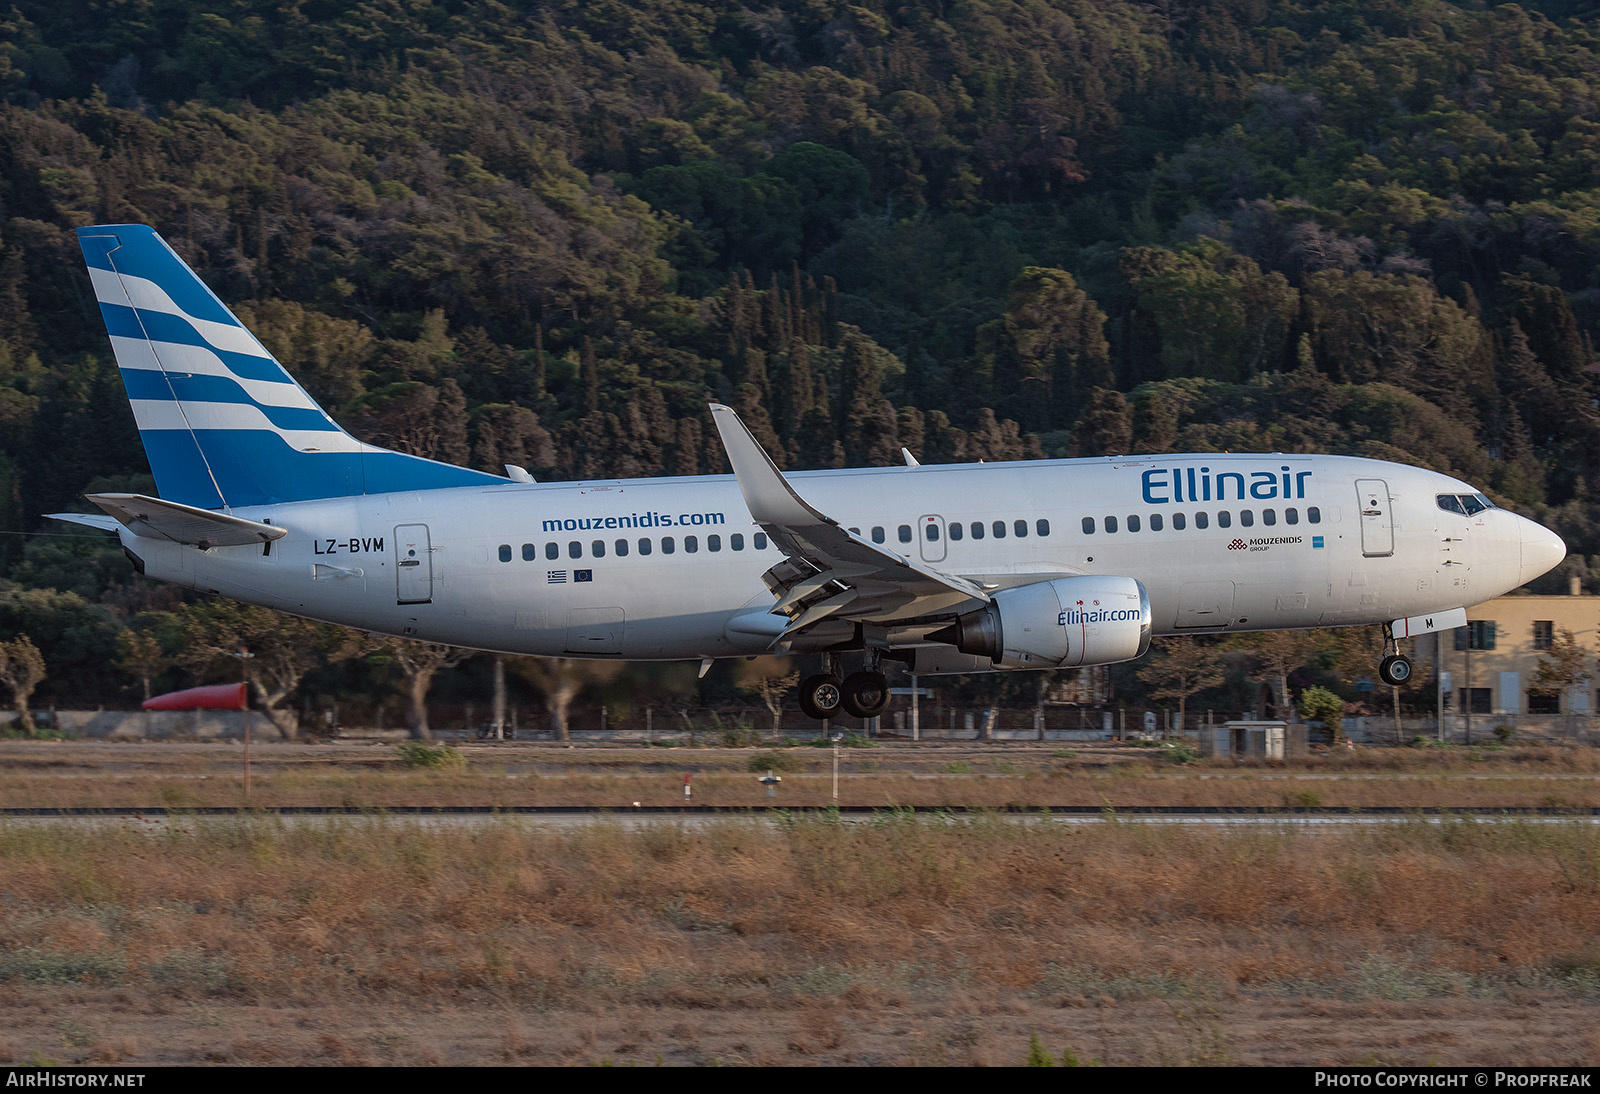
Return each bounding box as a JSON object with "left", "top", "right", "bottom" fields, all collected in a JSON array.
[
  {"left": 3, "top": 739, "right": 1599, "bottom": 1065},
  {"left": 4, "top": 738, "right": 1600, "bottom": 811},
  {"left": 1, "top": 814, "right": 1599, "bottom": 1064}
]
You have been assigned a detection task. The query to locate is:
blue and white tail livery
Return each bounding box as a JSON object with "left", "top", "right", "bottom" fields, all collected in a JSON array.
[
  {"left": 62, "top": 223, "right": 1566, "bottom": 716},
  {"left": 77, "top": 224, "right": 498, "bottom": 509}
]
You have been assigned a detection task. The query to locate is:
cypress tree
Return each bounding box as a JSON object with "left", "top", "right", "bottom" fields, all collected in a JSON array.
[{"left": 579, "top": 336, "right": 600, "bottom": 417}]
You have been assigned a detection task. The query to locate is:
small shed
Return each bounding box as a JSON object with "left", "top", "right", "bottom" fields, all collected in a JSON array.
[{"left": 1208, "top": 720, "right": 1309, "bottom": 760}]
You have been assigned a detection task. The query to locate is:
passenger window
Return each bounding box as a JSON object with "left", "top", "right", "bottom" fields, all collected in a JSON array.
[
  {"left": 848, "top": 527, "right": 860, "bottom": 535},
  {"left": 1127, "top": 515, "right": 1141, "bottom": 533},
  {"left": 662, "top": 536, "right": 675, "bottom": 554},
  {"left": 568, "top": 541, "right": 581, "bottom": 559},
  {"left": 1105, "top": 516, "right": 1118, "bottom": 533},
  {"left": 708, "top": 534, "right": 721, "bottom": 552},
  {"left": 1263, "top": 509, "right": 1276, "bottom": 526},
  {"left": 949, "top": 523, "right": 963, "bottom": 541},
  {"left": 498, "top": 544, "right": 512, "bottom": 563},
  {"left": 1150, "top": 514, "right": 1164, "bottom": 531},
  {"left": 754, "top": 533, "right": 768, "bottom": 550},
  {"left": 970, "top": 522, "right": 984, "bottom": 540},
  {"left": 1196, "top": 512, "right": 1209, "bottom": 529},
  {"left": 898, "top": 524, "right": 912, "bottom": 543},
  {"left": 1036, "top": 519, "right": 1049, "bottom": 536},
  {"left": 521, "top": 543, "right": 535, "bottom": 561},
  {"left": 1173, "top": 513, "right": 1187, "bottom": 530},
  {"left": 639, "top": 538, "right": 652, "bottom": 556},
  {"left": 685, "top": 535, "right": 699, "bottom": 553},
  {"left": 1285, "top": 508, "right": 1299, "bottom": 525},
  {"left": 1082, "top": 517, "right": 1096, "bottom": 534},
  {"left": 1013, "top": 519, "right": 1027, "bottom": 538},
  {"left": 731, "top": 534, "right": 744, "bottom": 551},
  {"left": 872, "top": 526, "right": 885, "bottom": 544},
  {"left": 545, "top": 542, "right": 558, "bottom": 560},
  {"left": 1218, "top": 511, "right": 1232, "bottom": 528},
  {"left": 615, "top": 539, "right": 629, "bottom": 557},
  {"left": 1240, "top": 510, "right": 1254, "bottom": 527},
  {"left": 992, "top": 520, "right": 1006, "bottom": 539},
  {"left": 925, "top": 523, "right": 940, "bottom": 542},
  {"left": 592, "top": 540, "right": 605, "bottom": 558},
  {"left": 1308, "top": 507, "right": 1321, "bottom": 524}
]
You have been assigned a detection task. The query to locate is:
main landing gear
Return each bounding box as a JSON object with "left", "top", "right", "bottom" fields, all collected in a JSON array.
[
  {"left": 840, "top": 671, "right": 889, "bottom": 719},
  {"left": 798, "top": 672, "right": 844, "bottom": 720},
  {"left": 798, "top": 656, "right": 889, "bottom": 720},
  {"left": 1378, "top": 625, "right": 1413, "bottom": 687}
]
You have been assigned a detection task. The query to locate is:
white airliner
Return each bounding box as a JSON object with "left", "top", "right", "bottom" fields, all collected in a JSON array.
[{"left": 53, "top": 224, "right": 1567, "bottom": 720}]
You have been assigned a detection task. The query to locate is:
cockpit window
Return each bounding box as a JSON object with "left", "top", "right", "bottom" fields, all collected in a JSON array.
[{"left": 1438, "top": 493, "right": 1494, "bottom": 516}]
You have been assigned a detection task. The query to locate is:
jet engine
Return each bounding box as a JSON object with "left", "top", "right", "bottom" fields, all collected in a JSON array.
[{"left": 928, "top": 576, "right": 1151, "bottom": 670}]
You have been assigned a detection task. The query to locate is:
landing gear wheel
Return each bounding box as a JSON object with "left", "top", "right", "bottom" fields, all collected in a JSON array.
[
  {"left": 841, "top": 671, "right": 890, "bottom": 719},
  {"left": 1378, "top": 655, "right": 1412, "bottom": 687},
  {"left": 798, "top": 674, "right": 845, "bottom": 720}
]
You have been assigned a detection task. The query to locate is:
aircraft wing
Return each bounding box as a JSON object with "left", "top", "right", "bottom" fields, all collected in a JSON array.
[{"left": 709, "top": 404, "right": 989, "bottom": 639}]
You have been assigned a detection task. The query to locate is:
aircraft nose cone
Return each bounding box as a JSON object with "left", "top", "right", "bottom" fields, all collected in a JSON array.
[{"left": 1520, "top": 519, "right": 1566, "bottom": 585}]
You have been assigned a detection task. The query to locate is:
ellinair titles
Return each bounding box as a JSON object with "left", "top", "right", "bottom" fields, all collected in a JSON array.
[{"left": 49, "top": 223, "right": 1566, "bottom": 720}]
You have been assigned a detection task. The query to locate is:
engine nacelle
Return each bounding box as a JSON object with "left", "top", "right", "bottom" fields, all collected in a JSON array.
[{"left": 931, "top": 576, "right": 1151, "bottom": 670}]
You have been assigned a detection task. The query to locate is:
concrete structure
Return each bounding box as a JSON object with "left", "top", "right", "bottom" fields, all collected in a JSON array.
[
  {"left": 1202, "top": 721, "right": 1310, "bottom": 759},
  {"left": 1416, "top": 577, "right": 1595, "bottom": 718}
]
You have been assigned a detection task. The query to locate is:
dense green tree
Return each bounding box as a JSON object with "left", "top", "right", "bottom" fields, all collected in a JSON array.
[
  {"left": 988, "top": 266, "right": 1111, "bottom": 430},
  {"left": 0, "top": 635, "right": 45, "bottom": 734},
  {"left": 1124, "top": 240, "right": 1296, "bottom": 384}
]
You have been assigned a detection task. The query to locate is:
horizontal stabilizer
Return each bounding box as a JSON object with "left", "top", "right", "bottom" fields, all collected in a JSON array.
[
  {"left": 85, "top": 493, "right": 286, "bottom": 548},
  {"left": 45, "top": 512, "right": 122, "bottom": 532}
]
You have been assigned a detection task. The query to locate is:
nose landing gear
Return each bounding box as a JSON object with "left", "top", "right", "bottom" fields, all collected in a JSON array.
[
  {"left": 1378, "top": 655, "right": 1412, "bottom": 686},
  {"left": 1378, "top": 625, "right": 1413, "bottom": 686}
]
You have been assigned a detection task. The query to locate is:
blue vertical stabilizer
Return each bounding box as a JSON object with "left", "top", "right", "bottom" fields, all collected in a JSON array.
[{"left": 78, "top": 225, "right": 502, "bottom": 509}]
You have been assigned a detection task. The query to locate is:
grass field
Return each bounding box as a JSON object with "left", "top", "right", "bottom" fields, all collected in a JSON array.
[
  {"left": 2, "top": 740, "right": 1599, "bottom": 1066},
  {"left": 5, "top": 738, "right": 1600, "bottom": 811}
]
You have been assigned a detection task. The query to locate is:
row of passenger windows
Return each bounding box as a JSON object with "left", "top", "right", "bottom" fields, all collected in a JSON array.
[
  {"left": 852, "top": 519, "right": 1052, "bottom": 544},
  {"left": 498, "top": 506, "right": 1320, "bottom": 558},
  {"left": 1082, "top": 507, "right": 1321, "bottom": 534},
  {"left": 498, "top": 532, "right": 770, "bottom": 562}
]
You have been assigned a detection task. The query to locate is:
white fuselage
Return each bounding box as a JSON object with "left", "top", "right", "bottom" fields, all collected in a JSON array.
[{"left": 118, "top": 452, "right": 1559, "bottom": 661}]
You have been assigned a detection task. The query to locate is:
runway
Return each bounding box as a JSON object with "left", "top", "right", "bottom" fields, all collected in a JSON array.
[{"left": 5, "top": 804, "right": 1600, "bottom": 829}]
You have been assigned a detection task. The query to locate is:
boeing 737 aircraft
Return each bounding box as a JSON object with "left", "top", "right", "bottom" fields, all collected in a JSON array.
[{"left": 52, "top": 224, "right": 1567, "bottom": 721}]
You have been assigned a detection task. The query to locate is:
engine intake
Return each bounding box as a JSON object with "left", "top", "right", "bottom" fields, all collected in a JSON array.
[{"left": 930, "top": 576, "right": 1151, "bottom": 669}]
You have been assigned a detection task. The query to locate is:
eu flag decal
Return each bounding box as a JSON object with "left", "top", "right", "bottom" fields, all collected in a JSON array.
[{"left": 575, "top": 569, "right": 593, "bottom": 582}]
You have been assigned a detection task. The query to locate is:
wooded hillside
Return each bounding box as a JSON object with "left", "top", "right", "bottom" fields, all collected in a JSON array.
[{"left": 3, "top": 0, "right": 1597, "bottom": 711}]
